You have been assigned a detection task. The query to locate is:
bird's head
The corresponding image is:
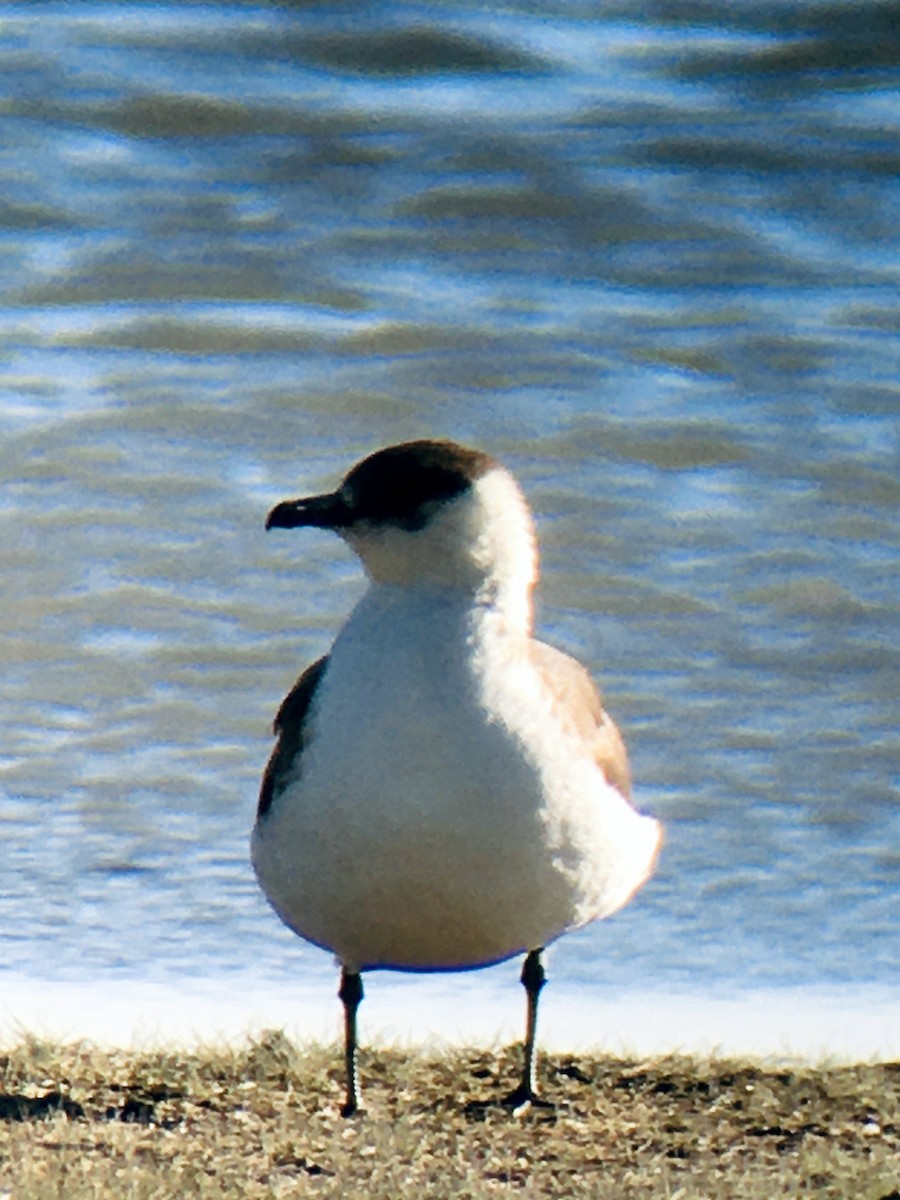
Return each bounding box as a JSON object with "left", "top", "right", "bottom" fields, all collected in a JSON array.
[{"left": 266, "top": 439, "right": 538, "bottom": 628}]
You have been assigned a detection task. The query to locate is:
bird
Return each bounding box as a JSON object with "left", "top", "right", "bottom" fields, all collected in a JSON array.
[{"left": 252, "top": 439, "right": 662, "bottom": 1116}]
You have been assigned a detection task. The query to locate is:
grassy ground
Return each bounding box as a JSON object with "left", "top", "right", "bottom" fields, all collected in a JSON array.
[{"left": 1, "top": 1032, "right": 898, "bottom": 1199}]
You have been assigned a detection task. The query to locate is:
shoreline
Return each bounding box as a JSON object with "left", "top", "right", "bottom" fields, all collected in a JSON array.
[{"left": 3, "top": 972, "right": 898, "bottom": 1064}]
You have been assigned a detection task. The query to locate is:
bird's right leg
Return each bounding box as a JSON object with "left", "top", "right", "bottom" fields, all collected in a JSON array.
[
  {"left": 338, "top": 968, "right": 364, "bottom": 1117},
  {"left": 503, "top": 948, "right": 553, "bottom": 1113}
]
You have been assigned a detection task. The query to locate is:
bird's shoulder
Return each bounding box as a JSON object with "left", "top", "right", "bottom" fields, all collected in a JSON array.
[
  {"left": 272, "top": 654, "right": 330, "bottom": 736},
  {"left": 528, "top": 639, "right": 632, "bottom": 800},
  {"left": 257, "top": 654, "right": 330, "bottom": 819}
]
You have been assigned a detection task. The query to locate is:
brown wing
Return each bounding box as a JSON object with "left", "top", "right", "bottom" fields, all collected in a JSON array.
[
  {"left": 257, "top": 655, "right": 329, "bottom": 819},
  {"left": 529, "top": 639, "right": 632, "bottom": 800}
]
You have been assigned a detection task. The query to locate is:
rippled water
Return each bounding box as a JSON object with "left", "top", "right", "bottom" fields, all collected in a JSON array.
[{"left": 1, "top": 2, "right": 898, "bottom": 1043}]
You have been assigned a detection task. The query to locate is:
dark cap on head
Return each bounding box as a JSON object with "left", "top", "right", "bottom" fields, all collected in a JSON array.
[{"left": 266, "top": 439, "right": 496, "bottom": 534}]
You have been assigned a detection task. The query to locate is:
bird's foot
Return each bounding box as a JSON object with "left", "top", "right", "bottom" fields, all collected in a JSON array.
[
  {"left": 340, "top": 1097, "right": 364, "bottom": 1119},
  {"left": 500, "top": 1083, "right": 555, "bottom": 1117}
]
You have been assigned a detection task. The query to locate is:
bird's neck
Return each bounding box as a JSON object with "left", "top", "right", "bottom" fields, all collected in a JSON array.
[{"left": 358, "top": 576, "right": 533, "bottom": 640}]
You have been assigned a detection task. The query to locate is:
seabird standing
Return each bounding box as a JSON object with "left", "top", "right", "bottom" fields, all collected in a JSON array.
[{"left": 252, "top": 439, "right": 661, "bottom": 1115}]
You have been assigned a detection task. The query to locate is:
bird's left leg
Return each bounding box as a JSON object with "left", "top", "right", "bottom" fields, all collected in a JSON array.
[{"left": 338, "top": 968, "right": 364, "bottom": 1117}]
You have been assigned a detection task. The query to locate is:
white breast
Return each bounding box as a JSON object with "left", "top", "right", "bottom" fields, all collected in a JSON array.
[{"left": 251, "top": 585, "right": 659, "bottom": 973}]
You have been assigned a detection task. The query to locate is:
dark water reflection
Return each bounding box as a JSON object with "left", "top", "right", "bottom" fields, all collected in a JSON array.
[{"left": 0, "top": 2, "right": 897, "bottom": 1001}]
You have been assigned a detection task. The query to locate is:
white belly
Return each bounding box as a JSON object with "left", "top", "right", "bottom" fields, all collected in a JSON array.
[{"left": 252, "top": 588, "right": 659, "bottom": 972}]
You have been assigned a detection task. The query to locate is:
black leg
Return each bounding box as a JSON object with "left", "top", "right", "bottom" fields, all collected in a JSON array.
[
  {"left": 338, "top": 969, "right": 364, "bottom": 1117},
  {"left": 503, "top": 948, "right": 553, "bottom": 1113},
  {"left": 521, "top": 948, "right": 545, "bottom": 1097}
]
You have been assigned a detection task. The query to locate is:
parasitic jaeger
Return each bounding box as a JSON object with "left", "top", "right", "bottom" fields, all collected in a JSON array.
[{"left": 252, "top": 439, "right": 662, "bottom": 1116}]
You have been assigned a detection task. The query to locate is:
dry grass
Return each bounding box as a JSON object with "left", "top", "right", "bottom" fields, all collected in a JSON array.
[{"left": 1, "top": 1031, "right": 898, "bottom": 1198}]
